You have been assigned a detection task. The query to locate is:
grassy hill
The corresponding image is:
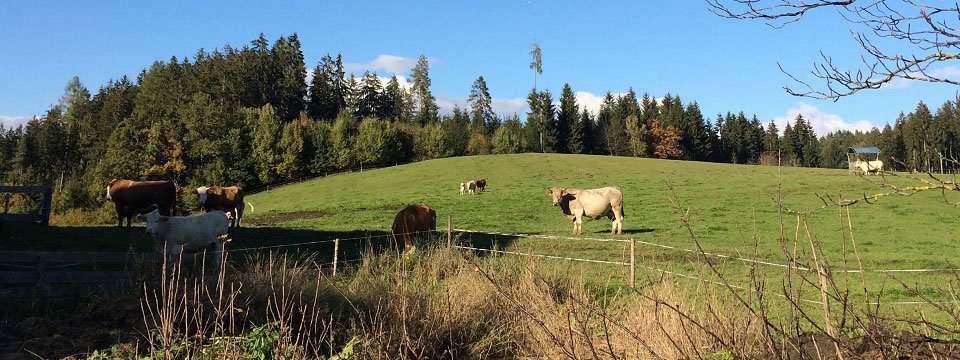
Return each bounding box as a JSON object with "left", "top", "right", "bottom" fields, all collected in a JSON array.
[{"left": 245, "top": 153, "right": 960, "bottom": 304}]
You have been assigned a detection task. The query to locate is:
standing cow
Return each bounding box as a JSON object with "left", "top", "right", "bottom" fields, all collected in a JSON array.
[
  {"left": 106, "top": 179, "right": 176, "bottom": 227},
  {"left": 391, "top": 204, "right": 437, "bottom": 254},
  {"left": 475, "top": 178, "right": 487, "bottom": 192},
  {"left": 548, "top": 186, "right": 625, "bottom": 235},
  {"left": 140, "top": 209, "right": 230, "bottom": 264},
  {"left": 196, "top": 185, "right": 252, "bottom": 227}
]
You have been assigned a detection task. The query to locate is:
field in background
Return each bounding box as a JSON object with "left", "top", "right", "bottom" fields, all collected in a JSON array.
[
  {"left": 5, "top": 153, "right": 958, "bottom": 306},
  {"left": 244, "top": 153, "right": 960, "bottom": 305}
]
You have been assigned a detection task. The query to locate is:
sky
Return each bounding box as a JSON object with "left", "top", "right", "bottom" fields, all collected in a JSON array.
[{"left": 2, "top": 1, "right": 958, "bottom": 136}]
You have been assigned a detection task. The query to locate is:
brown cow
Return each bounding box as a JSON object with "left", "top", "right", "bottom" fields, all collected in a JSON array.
[
  {"left": 196, "top": 185, "right": 252, "bottom": 227},
  {"left": 475, "top": 178, "right": 487, "bottom": 192},
  {"left": 106, "top": 179, "right": 176, "bottom": 227},
  {"left": 391, "top": 204, "right": 437, "bottom": 254}
]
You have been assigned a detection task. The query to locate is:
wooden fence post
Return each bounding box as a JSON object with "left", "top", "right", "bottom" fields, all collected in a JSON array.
[
  {"left": 40, "top": 184, "right": 53, "bottom": 226},
  {"left": 630, "top": 238, "right": 636, "bottom": 289},
  {"left": 332, "top": 238, "right": 339, "bottom": 276},
  {"left": 447, "top": 216, "right": 452, "bottom": 250}
]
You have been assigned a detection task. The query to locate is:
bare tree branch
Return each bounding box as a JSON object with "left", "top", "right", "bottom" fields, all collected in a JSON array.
[{"left": 708, "top": 0, "right": 960, "bottom": 100}]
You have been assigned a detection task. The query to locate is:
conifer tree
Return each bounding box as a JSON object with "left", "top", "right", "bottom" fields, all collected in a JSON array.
[
  {"left": 468, "top": 76, "right": 494, "bottom": 134},
  {"left": 411, "top": 55, "right": 438, "bottom": 125},
  {"left": 556, "top": 84, "right": 579, "bottom": 153}
]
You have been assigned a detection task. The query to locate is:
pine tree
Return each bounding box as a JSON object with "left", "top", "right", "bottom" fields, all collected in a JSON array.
[
  {"left": 681, "top": 102, "right": 712, "bottom": 161},
  {"left": 526, "top": 89, "right": 556, "bottom": 152},
  {"left": 763, "top": 121, "right": 781, "bottom": 155},
  {"left": 307, "top": 54, "right": 346, "bottom": 122},
  {"left": 269, "top": 34, "right": 307, "bottom": 121},
  {"left": 411, "top": 55, "right": 437, "bottom": 125},
  {"left": 356, "top": 71, "right": 385, "bottom": 119},
  {"left": 624, "top": 114, "right": 649, "bottom": 157},
  {"left": 556, "top": 83, "right": 579, "bottom": 153},
  {"left": 467, "top": 76, "right": 494, "bottom": 134},
  {"left": 578, "top": 108, "right": 594, "bottom": 154},
  {"left": 383, "top": 75, "right": 409, "bottom": 122}
]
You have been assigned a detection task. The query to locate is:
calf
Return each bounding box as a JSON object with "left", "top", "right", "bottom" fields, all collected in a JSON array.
[
  {"left": 107, "top": 179, "right": 176, "bottom": 227},
  {"left": 141, "top": 209, "right": 230, "bottom": 264},
  {"left": 548, "top": 186, "right": 625, "bottom": 235},
  {"left": 196, "top": 185, "right": 252, "bottom": 227},
  {"left": 391, "top": 204, "right": 437, "bottom": 254},
  {"left": 459, "top": 182, "right": 466, "bottom": 196}
]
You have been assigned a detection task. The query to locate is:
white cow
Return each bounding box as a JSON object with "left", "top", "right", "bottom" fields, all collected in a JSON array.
[
  {"left": 548, "top": 186, "right": 625, "bottom": 235},
  {"left": 459, "top": 182, "right": 466, "bottom": 196},
  {"left": 854, "top": 159, "right": 884, "bottom": 175},
  {"left": 140, "top": 209, "right": 231, "bottom": 264}
]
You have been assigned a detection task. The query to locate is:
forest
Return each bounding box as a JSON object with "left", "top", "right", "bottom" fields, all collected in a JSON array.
[{"left": 2, "top": 33, "right": 956, "bottom": 214}]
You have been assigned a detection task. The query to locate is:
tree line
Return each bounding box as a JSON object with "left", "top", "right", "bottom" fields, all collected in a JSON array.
[{"left": 1, "top": 33, "right": 956, "bottom": 214}]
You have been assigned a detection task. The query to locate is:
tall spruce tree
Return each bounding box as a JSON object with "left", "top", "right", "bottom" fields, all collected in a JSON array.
[
  {"left": 556, "top": 83, "right": 579, "bottom": 153},
  {"left": 411, "top": 55, "right": 437, "bottom": 125},
  {"left": 467, "top": 76, "right": 494, "bottom": 134}
]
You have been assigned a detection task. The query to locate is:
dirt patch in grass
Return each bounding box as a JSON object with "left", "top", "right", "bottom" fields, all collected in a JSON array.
[{"left": 244, "top": 210, "right": 332, "bottom": 225}]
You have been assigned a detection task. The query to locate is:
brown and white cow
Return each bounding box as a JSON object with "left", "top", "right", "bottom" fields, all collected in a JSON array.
[
  {"left": 106, "top": 179, "right": 176, "bottom": 227},
  {"left": 475, "top": 178, "right": 487, "bottom": 192},
  {"left": 391, "top": 204, "right": 437, "bottom": 254},
  {"left": 548, "top": 186, "right": 625, "bottom": 235},
  {"left": 196, "top": 185, "right": 252, "bottom": 227}
]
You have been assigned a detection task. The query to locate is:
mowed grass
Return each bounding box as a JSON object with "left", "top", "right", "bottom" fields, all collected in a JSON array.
[{"left": 245, "top": 153, "right": 960, "bottom": 304}]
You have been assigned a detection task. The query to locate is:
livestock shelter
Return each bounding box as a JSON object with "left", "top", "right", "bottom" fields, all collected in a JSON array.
[{"left": 847, "top": 147, "right": 883, "bottom": 175}]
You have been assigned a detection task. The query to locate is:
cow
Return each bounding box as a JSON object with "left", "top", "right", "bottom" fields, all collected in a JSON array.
[
  {"left": 475, "top": 178, "right": 487, "bottom": 192},
  {"left": 548, "top": 186, "right": 625, "bottom": 235},
  {"left": 391, "top": 204, "right": 437, "bottom": 254},
  {"left": 140, "top": 209, "right": 230, "bottom": 264},
  {"left": 106, "top": 179, "right": 176, "bottom": 227},
  {"left": 196, "top": 185, "right": 253, "bottom": 227},
  {"left": 459, "top": 182, "right": 466, "bottom": 196},
  {"left": 467, "top": 180, "right": 477, "bottom": 195}
]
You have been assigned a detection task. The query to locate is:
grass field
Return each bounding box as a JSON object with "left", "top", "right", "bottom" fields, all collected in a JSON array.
[{"left": 6, "top": 153, "right": 959, "bottom": 306}]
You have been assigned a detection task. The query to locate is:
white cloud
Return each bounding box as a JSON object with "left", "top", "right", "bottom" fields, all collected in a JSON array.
[
  {"left": 345, "top": 55, "right": 419, "bottom": 75},
  {"left": 773, "top": 102, "right": 874, "bottom": 136},
  {"left": 0, "top": 115, "right": 33, "bottom": 129}
]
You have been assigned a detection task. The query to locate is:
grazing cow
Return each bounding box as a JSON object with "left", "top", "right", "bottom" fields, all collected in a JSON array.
[
  {"left": 196, "top": 185, "right": 252, "bottom": 227},
  {"left": 459, "top": 182, "right": 466, "bottom": 196},
  {"left": 467, "top": 180, "right": 477, "bottom": 195},
  {"left": 391, "top": 204, "right": 437, "bottom": 254},
  {"left": 475, "top": 178, "right": 487, "bottom": 192},
  {"left": 106, "top": 179, "right": 176, "bottom": 227},
  {"left": 140, "top": 209, "right": 230, "bottom": 264},
  {"left": 548, "top": 186, "right": 625, "bottom": 235}
]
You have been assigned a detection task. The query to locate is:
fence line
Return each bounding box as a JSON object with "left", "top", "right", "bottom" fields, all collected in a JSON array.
[{"left": 454, "top": 228, "right": 960, "bottom": 275}]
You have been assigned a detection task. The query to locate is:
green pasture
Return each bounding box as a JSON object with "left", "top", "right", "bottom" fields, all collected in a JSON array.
[
  {"left": 244, "top": 153, "right": 960, "bottom": 305},
  {"left": 4, "top": 153, "right": 958, "bottom": 307}
]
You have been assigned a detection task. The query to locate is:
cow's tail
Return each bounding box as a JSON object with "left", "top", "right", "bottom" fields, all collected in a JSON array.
[{"left": 245, "top": 201, "right": 255, "bottom": 212}]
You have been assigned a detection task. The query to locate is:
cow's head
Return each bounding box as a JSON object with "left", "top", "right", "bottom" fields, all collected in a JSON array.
[
  {"left": 138, "top": 209, "right": 170, "bottom": 235},
  {"left": 195, "top": 186, "right": 210, "bottom": 207},
  {"left": 106, "top": 179, "right": 119, "bottom": 200},
  {"left": 548, "top": 187, "right": 569, "bottom": 206}
]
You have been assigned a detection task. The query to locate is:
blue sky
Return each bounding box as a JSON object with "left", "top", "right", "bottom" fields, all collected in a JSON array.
[{"left": 2, "top": 1, "right": 958, "bottom": 136}]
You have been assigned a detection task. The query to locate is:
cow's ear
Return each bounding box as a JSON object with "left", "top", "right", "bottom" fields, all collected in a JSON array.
[{"left": 560, "top": 188, "right": 568, "bottom": 196}]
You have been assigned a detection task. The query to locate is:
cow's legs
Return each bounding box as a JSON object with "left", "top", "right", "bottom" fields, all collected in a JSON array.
[
  {"left": 573, "top": 216, "right": 582, "bottom": 235},
  {"left": 612, "top": 205, "right": 624, "bottom": 234},
  {"left": 235, "top": 206, "right": 243, "bottom": 227}
]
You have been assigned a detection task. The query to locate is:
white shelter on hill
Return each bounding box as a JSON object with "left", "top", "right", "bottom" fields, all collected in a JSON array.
[{"left": 846, "top": 147, "right": 883, "bottom": 175}]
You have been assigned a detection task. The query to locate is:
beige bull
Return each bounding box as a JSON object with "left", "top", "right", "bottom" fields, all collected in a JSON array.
[{"left": 548, "top": 186, "right": 625, "bottom": 235}]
